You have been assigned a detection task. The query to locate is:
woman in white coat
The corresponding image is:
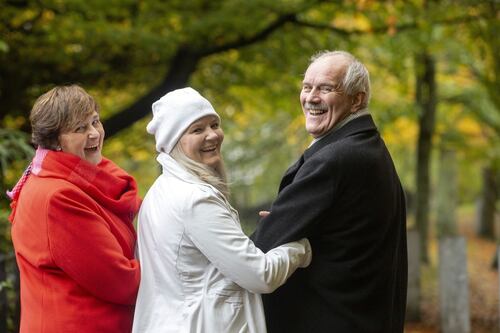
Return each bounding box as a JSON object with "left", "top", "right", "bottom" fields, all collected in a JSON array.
[{"left": 132, "top": 87, "right": 312, "bottom": 333}]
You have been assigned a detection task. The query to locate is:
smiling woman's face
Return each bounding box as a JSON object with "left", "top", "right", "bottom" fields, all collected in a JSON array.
[
  {"left": 58, "top": 111, "right": 105, "bottom": 165},
  {"left": 178, "top": 115, "right": 224, "bottom": 169}
]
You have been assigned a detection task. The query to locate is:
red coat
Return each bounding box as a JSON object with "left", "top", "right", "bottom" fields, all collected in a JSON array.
[{"left": 10, "top": 150, "right": 141, "bottom": 333}]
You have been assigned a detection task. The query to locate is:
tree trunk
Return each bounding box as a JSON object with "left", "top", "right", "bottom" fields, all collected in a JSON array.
[
  {"left": 439, "top": 236, "right": 471, "bottom": 333},
  {"left": 101, "top": 12, "right": 299, "bottom": 139},
  {"left": 415, "top": 52, "right": 437, "bottom": 263},
  {"left": 406, "top": 229, "right": 421, "bottom": 321},
  {"left": 436, "top": 147, "right": 458, "bottom": 237},
  {"left": 498, "top": 246, "right": 500, "bottom": 326},
  {"left": 476, "top": 165, "right": 498, "bottom": 240},
  {"left": 102, "top": 47, "right": 201, "bottom": 139}
]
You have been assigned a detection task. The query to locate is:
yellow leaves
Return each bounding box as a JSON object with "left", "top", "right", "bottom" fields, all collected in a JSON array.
[
  {"left": 332, "top": 13, "right": 372, "bottom": 32},
  {"left": 386, "top": 15, "right": 397, "bottom": 36},
  {"left": 454, "top": 116, "right": 489, "bottom": 150},
  {"left": 285, "top": 115, "right": 307, "bottom": 148},
  {"left": 355, "top": 0, "right": 376, "bottom": 11},
  {"left": 8, "top": 8, "right": 55, "bottom": 31},
  {"left": 65, "top": 43, "right": 83, "bottom": 54},
  {"left": 440, "top": 65, "right": 475, "bottom": 88},
  {"left": 226, "top": 49, "right": 240, "bottom": 62},
  {"left": 130, "top": 149, "right": 150, "bottom": 162},
  {"left": 42, "top": 9, "right": 56, "bottom": 22},
  {"left": 456, "top": 117, "right": 482, "bottom": 137},
  {"left": 10, "top": 9, "right": 38, "bottom": 28},
  {"left": 168, "top": 15, "right": 183, "bottom": 32},
  {"left": 104, "top": 139, "right": 125, "bottom": 153},
  {"left": 233, "top": 110, "right": 250, "bottom": 128},
  {"left": 3, "top": 116, "right": 28, "bottom": 130},
  {"left": 435, "top": 103, "right": 489, "bottom": 150},
  {"left": 383, "top": 117, "right": 418, "bottom": 147}
]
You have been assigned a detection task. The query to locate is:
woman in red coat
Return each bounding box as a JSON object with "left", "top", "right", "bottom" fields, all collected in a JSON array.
[{"left": 8, "top": 85, "right": 141, "bottom": 332}]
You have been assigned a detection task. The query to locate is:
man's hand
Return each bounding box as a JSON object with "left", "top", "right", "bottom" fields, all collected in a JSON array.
[{"left": 259, "top": 210, "right": 270, "bottom": 218}]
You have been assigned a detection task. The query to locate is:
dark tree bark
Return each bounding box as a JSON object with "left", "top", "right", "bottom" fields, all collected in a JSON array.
[
  {"left": 415, "top": 52, "right": 437, "bottom": 263},
  {"left": 102, "top": 10, "right": 487, "bottom": 139},
  {"left": 103, "top": 13, "right": 299, "bottom": 139},
  {"left": 477, "top": 166, "right": 498, "bottom": 240},
  {"left": 436, "top": 147, "right": 458, "bottom": 238},
  {"left": 102, "top": 47, "right": 201, "bottom": 138}
]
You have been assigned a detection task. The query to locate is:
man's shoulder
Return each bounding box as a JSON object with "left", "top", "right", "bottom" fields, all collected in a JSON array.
[
  {"left": 304, "top": 132, "right": 381, "bottom": 175},
  {"left": 311, "top": 133, "right": 366, "bottom": 158},
  {"left": 306, "top": 115, "right": 377, "bottom": 155}
]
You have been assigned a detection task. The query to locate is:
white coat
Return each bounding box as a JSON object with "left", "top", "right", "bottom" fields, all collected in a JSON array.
[{"left": 132, "top": 153, "right": 311, "bottom": 333}]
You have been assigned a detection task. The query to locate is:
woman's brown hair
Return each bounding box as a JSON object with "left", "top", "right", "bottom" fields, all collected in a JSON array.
[{"left": 30, "top": 85, "right": 99, "bottom": 149}]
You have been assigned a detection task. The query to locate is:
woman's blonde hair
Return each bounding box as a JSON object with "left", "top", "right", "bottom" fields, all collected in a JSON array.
[
  {"left": 30, "top": 85, "right": 99, "bottom": 149},
  {"left": 170, "top": 143, "right": 229, "bottom": 198}
]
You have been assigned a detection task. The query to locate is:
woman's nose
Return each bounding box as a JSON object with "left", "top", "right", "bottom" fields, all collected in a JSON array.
[
  {"left": 88, "top": 126, "right": 100, "bottom": 138},
  {"left": 205, "top": 128, "right": 220, "bottom": 141}
]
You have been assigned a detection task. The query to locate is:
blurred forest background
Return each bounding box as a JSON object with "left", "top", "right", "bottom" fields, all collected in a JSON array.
[{"left": 0, "top": 0, "right": 498, "bottom": 332}]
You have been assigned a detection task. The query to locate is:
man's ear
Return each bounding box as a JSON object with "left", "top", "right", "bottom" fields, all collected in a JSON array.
[{"left": 351, "top": 92, "right": 366, "bottom": 113}]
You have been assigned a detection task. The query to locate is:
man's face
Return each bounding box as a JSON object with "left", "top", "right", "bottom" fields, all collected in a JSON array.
[{"left": 300, "top": 56, "right": 353, "bottom": 138}]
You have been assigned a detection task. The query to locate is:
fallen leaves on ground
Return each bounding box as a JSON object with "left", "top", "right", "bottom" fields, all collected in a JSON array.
[{"left": 405, "top": 212, "right": 499, "bottom": 333}]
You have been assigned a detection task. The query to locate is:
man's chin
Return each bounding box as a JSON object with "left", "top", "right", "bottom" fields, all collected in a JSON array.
[{"left": 305, "top": 125, "right": 324, "bottom": 138}]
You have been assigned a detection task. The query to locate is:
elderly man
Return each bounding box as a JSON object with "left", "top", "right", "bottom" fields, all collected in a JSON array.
[{"left": 251, "top": 50, "right": 407, "bottom": 333}]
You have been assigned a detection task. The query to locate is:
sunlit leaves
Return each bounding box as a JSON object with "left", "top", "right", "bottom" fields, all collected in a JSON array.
[
  {"left": 0, "top": 0, "right": 497, "bottom": 209},
  {"left": 0, "top": 129, "right": 33, "bottom": 198}
]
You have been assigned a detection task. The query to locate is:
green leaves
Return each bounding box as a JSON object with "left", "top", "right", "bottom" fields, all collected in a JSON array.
[
  {"left": 0, "top": 129, "right": 33, "bottom": 189},
  {"left": 0, "top": 0, "right": 497, "bottom": 207},
  {"left": 0, "top": 40, "right": 8, "bottom": 53}
]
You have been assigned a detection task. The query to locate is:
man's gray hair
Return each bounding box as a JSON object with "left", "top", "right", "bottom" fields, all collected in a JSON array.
[{"left": 310, "top": 50, "right": 371, "bottom": 109}]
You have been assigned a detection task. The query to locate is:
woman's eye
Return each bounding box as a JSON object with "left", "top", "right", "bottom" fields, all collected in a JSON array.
[
  {"left": 192, "top": 128, "right": 202, "bottom": 133},
  {"left": 211, "top": 123, "right": 219, "bottom": 129},
  {"left": 75, "top": 125, "right": 86, "bottom": 132},
  {"left": 92, "top": 119, "right": 100, "bottom": 126}
]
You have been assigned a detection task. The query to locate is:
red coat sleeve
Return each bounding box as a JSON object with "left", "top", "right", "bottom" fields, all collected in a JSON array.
[{"left": 46, "top": 188, "right": 140, "bottom": 305}]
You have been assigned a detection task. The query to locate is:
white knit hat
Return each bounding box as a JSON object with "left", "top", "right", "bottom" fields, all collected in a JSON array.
[{"left": 147, "top": 87, "right": 220, "bottom": 153}]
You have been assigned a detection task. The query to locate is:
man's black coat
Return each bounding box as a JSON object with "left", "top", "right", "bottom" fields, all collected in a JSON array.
[{"left": 251, "top": 114, "right": 407, "bottom": 333}]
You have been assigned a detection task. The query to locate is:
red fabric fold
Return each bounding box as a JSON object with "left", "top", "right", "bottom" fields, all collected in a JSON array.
[
  {"left": 9, "top": 149, "right": 141, "bottom": 332},
  {"left": 9, "top": 149, "right": 140, "bottom": 225}
]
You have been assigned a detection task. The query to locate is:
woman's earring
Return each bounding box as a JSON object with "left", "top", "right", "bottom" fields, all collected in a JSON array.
[{"left": 56, "top": 146, "right": 62, "bottom": 151}]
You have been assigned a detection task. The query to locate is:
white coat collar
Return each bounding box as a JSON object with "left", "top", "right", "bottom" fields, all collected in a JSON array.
[
  {"left": 157, "top": 152, "right": 203, "bottom": 184},
  {"left": 156, "top": 152, "right": 227, "bottom": 201},
  {"left": 156, "top": 152, "right": 240, "bottom": 234}
]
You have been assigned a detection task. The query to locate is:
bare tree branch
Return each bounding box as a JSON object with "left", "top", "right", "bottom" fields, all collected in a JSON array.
[
  {"left": 103, "top": 6, "right": 492, "bottom": 138},
  {"left": 199, "top": 0, "right": 330, "bottom": 56},
  {"left": 200, "top": 13, "right": 298, "bottom": 57},
  {"left": 292, "top": 13, "right": 492, "bottom": 36},
  {"left": 103, "top": 7, "right": 318, "bottom": 138}
]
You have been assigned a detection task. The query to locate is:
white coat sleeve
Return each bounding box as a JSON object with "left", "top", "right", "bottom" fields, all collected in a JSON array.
[{"left": 184, "top": 194, "right": 312, "bottom": 294}]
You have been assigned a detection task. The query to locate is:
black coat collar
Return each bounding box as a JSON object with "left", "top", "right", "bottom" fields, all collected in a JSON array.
[
  {"left": 304, "top": 114, "right": 377, "bottom": 160},
  {"left": 279, "top": 114, "right": 377, "bottom": 192}
]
